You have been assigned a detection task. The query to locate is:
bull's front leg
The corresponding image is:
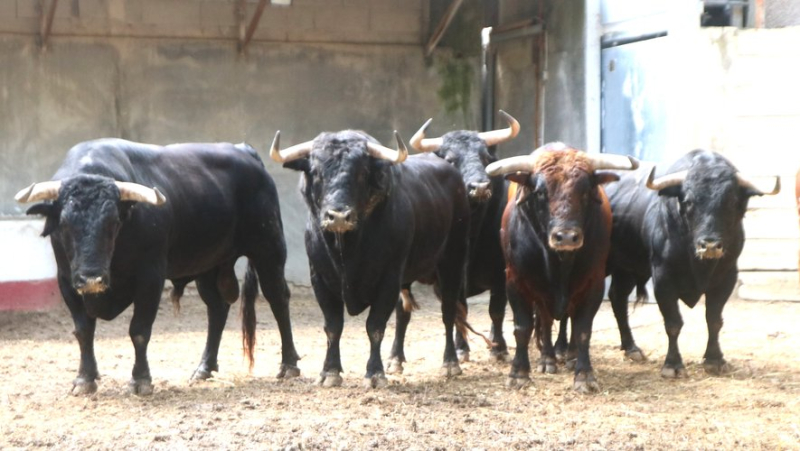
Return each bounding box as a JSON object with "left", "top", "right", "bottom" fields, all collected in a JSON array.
[
  {"left": 570, "top": 289, "right": 603, "bottom": 394},
  {"left": 654, "top": 280, "right": 685, "bottom": 378},
  {"left": 702, "top": 270, "right": 736, "bottom": 375},
  {"left": 61, "top": 276, "right": 99, "bottom": 395},
  {"left": 128, "top": 275, "right": 165, "bottom": 396},
  {"left": 364, "top": 293, "right": 396, "bottom": 389},
  {"left": 505, "top": 282, "right": 533, "bottom": 389}
]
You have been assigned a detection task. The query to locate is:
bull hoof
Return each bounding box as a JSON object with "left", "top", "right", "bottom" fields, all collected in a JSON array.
[
  {"left": 624, "top": 346, "right": 647, "bottom": 362},
  {"left": 317, "top": 371, "right": 343, "bottom": 388},
  {"left": 505, "top": 375, "right": 530, "bottom": 390},
  {"left": 191, "top": 368, "right": 213, "bottom": 381},
  {"left": 490, "top": 349, "right": 511, "bottom": 363},
  {"left": 440, "top": 361, "right": 462, "bottom": 378},
  {"left": 363, "top": 373, "right": 388, "bottom": 389},
  {"left": 573, "top": 372, "right": 600, "bottom": 394},
  {"left": 564, "top": 358, "right": 577, "bottom": 371},
  {"left": 71, "top": 378, "right": 98, "bottom": 396},
  {"left": 660, "top": 364, "right": 686, "bottom": 379},
  {"left": 456, "top": 349, "right": 470, "bottom": 363},
  {"left": 703, "top": 359, "right": 731, "bottom": 376},
  {"left": 386, "top": 358, "right": 404, "bottom": 375},
  {"left": 555, "top": 350, "right": 567, "bottom": 363},
  {"left": 537, "top": 357, "right": 558, "bottom": 374},
  {"left": 128, "top": 378, "right": 154, "bottom": 396},
  {"left": 277, "top": 364, "right": 301, "bottom": 379}
]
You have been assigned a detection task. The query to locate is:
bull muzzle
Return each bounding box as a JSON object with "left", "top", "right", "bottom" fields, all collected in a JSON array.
[
  {"left": 549, "top": 227, "right": 584, "bottom": 252},
  {"left": 467, "top": 182, "right": 492, "bottom": 201},
  {"left": 74, "top": 274, "right": 110, "bottom": 295},
  {"left": 695, "top": 238, "right": 725, "bottom": 260},
  {"left": 321, "top": 208, "right": 356, "bottom": 233}
]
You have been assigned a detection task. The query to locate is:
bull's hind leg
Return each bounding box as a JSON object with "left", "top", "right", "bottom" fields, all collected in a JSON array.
[
  {"left": 554, "top": 319, "right": 571, "bottom": 364},
  {"left": 453, "top": 296, "right": 471, "bottom": 363},
  {"left": 312, "top": 269, "right": 345, "bottom": 388},
  {"left": 488, "top": 285, "right": 510, "bottom": 361},
  {"left": 191, "top": 269, "right": 232, "bottom": 380},
  {"left": 387, "top": 287, "right": 413, "bottom": 375},
  {"left": 609, "top": 272, "right": 646, "bottom": 361},
  {"left": 252, "top": 259, "right": 300, "bottom": 378},
  {"left": 702, "top": 270, "right": 736, "bottom": 375},
  {"left": 570, "top": 287, "right": 604, "bottom": 394}
]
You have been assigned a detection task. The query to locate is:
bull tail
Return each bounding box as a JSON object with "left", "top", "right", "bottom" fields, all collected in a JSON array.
[
  {"left": 634, "top": 280, "right": 649, "bottom": 307},
  {"left": 455, "top": 302, "right": 494, "bottom": 349},
  {"left": 532, "top": 308, "right": 545, "bottom": 351},
  {"left": 241, "top": 261, "right": 258, "bottom": 371},
  {"left": 401, "top": 288, "right": 420, "bottom": 312}
]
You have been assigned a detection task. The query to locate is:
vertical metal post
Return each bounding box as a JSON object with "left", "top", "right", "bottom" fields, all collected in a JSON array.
[
  {"left": 480, "top": 27, "right": 496, "bottom": 134},
  {"left": 39, "top": 0, "right": 59, "bottom": 51}
]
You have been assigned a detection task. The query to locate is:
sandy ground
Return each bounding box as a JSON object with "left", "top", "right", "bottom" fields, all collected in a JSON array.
[{"left": 1, "top": 285, "right": 799, "bottom": 450}]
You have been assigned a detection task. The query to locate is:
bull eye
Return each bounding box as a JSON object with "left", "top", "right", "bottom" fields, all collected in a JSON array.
[{"left": 445, "top": 155, "right": 456, "bottom": 164}]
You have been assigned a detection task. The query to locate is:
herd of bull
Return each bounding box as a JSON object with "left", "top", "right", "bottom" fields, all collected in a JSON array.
[{"left": 14, "top": 112, "right": 780, "bottom": 396}]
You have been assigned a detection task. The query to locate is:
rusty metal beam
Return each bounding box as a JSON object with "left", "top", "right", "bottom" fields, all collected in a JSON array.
[
  {"left": 39, "top": 0, "right": 59, "bottom": 50},
  {"left": 239, "top": 0, "right": 269, "bottom": 54},
  {"left": 424, "top": 0, "right": 464, "bottom": 58}
]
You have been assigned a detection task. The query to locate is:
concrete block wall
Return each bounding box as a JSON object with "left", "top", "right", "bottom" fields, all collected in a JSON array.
[{"left": 0, "top": 0, "right": 426, "bottom": 45}]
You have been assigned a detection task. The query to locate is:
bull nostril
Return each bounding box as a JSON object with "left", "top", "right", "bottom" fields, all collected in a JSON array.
[
  {"left": 325, "top": 211, "right": 335, "bottom": 221},
  {"left": 555, "top": 232, "right": 564, "bottom": 242},
  {"left": 571, "top": 233, "right": 581, "bottom": 244}
]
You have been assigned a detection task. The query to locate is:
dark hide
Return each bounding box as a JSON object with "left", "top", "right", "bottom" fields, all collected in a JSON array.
[
  {"left": 501, "top": 149, "right": 616, "bottom": 392},
  {"left": 390, "top": 130, "right": 510, "bottom": 369},
  {"left": 284, "top": 130, "right": 470, "bottom": 387},
  {"left": 605, "top": 150, "right": 764, "bottom": 377},
  {"left": 27, "top": 138, "right": 298, "bottom": 395}
]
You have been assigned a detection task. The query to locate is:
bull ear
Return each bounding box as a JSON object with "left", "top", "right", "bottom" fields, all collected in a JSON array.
[
  {"left": 504, "top": 172, "right": 531, "bottom": 186},
  {"left": 26, "top": 203, "right": 59, "bottom": 237},
  {"left": 283, "top": 158, "right": 310, "bottom": 172},
  {"left": 594, "top": 172, "right": 620, "bottom": 185}
]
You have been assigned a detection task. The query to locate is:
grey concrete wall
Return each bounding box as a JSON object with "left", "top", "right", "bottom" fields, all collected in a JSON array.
[
  {"left": 766, "top": 0, "right": 800, "bottom": 28},
  {"left": 0, "top": 0, "right": 426, "bottom": 45},
  {"left": 0, "top": 34, "right": 452, "bottom": 285}
]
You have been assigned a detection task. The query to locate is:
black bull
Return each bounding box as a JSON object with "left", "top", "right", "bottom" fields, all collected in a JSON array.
[
  {"left": 601, "top": 150, "right": 780, "bottom": 377},
  {"left": 16, "top": 138, "right": 299, "bottom": 395},
  {"left": 271, "top": 129, "right": 470, "bottom": 388}
]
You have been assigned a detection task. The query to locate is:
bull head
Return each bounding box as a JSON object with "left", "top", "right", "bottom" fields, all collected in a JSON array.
[
  {"left": 16, "top": 176, "right": 166, "bottom": 295},
  {"left": 487, "top": 143, "right": 638, "bottom": 252},
  {"left": 645, "top": 161, "right": 780, "bottom": 260},
  {"left": 274, "top": 130, "right": 408, "bottom": 234},
  {"left": 409, "top": 110, "right": 520, "bottom": 203}
]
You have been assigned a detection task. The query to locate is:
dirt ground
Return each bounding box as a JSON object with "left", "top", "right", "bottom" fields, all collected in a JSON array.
[{"left": 1, "top": 285, "right": 798, "bottom": 451}]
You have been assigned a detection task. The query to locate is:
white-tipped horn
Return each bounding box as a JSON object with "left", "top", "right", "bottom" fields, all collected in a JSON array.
[
  {"left": 115, "top": 182, "right": 167, "bottom": 206},
  {"left": 366, "top": 131, "right": 408, "bottom": 164},
  {"left": 15, "top": 181, "right": 62, "bottom": 203},
  {"left": 477, "top": 110, "right": 521, "bottom": 147},
  {"left": 485, "top": 154, "right": 537, "bottom": 177},
  {"left": 585, "top": 153, "right": 640, "bottom": 172},
  {"left": 409, "top": 118, "right": 443, "bottom": 152},
  {"left": 270, "top": 131, "right": 314, "bottom": 164},
  {"left": 736, "top": 173, "right": 781, "bottom": 195},
  {"left": 645, "top": 168, "right": 688, "bottom": 191}
]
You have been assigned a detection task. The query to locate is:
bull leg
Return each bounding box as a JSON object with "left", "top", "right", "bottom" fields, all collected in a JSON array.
[
  {"left": 609, "top": 272, "right": 646, "bottom": 361},
  {"left": 488, "top": 285, "right": 509, "bottom": 361},
  {"left": 454, "top": 295, "right": 470, "bottom": 363},
  {"left": 253, "top": 260, "right": 300, "bottom": 378},
  {"left": 537, "top": 315, "right": 557, "bottom": 374},
  {"left": 191, "top": 271, "right": 231, "bottom": 380},
  {"left": 554, "top": 319, "right": 569, "bottom": 363},
  {"left": 506, "top": 282, "right": 533, "bottom": 389},
  {"left": 387, "top": 295, "right": 411, "bottom": 375},
  {"left": 654, "top": 283, "right": 685, "bottom": 378},
  {"left": 436, "top": 259, "right": 465, "bottom": 379},
  {"left": 364, "top": 291, "right": 397, "bottom": 389},
  {"left": 128, "top": 275, "right": 165, "bottom": 396},
  {"left": 702, "top": 270, "right": 736, "bottom": 375},
  {"left": 312, "top": 270, "right": 344, "bottom": 388},
  {"left": 570, "top": 287, "right": 604, "bottom": 394},
  {"left": 61, "top": 276, "right": 99, "bottom": 395}
]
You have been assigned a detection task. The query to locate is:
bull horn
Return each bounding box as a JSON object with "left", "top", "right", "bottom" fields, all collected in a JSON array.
[
  {"left": 485, "top": 154, "right": 536, "bottom": 177},
  {"left": 585, "top": 153, "right": 640, "bottom": 172},
  {"left": 366, "top": 131, "right": 408, "bottom": 164},
  {"left": 477, "top": 110, "right": 520, "bottom": 147},
  {"left": 14, "top": 181, "right": 62, "bottom": 203},
  {"left": 270, "top": 131, "right": 314, "bottom": 164},
  {"left": 736, "top": 173, "right": 781, "bottom": 195},
  {"left": 115, "top": 182, "right": 167, "bottom": 206},
  {"left": 409, "top": 118, "right": 443, "bottom": 152},
  {"left": 646, "top": 167, "right": 688, "bottom": 191}
]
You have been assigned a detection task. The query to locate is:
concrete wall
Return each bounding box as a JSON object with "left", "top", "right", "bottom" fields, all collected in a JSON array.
[
  {"left": 766, "top": 0, "right": 800, "bottom": 28},
  {"left": 677, "top": 26, "right": 800, "bottom": 300},
  {"left": 0, "top": 0, "right": 467, "bottom": 286}
]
